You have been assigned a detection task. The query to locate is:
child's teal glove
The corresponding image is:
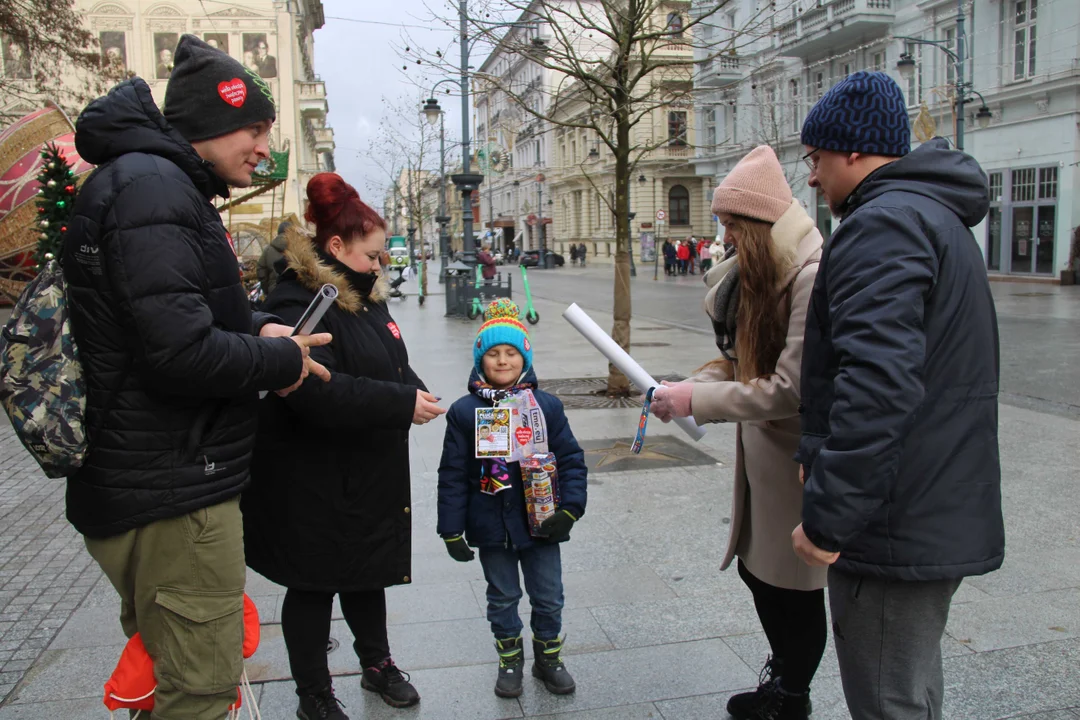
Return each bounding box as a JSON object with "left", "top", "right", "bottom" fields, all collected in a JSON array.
[
  {"left": 443, "top": 535, "right": 475, "bottom": 562},
  {"left": 537, "top": 509, "right": 577, "bottom": 542}
]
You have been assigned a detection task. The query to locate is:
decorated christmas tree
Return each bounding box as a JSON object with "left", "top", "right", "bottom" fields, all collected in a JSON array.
[{"left": 33, "top": 143, "right": 78, "bottom": 270}]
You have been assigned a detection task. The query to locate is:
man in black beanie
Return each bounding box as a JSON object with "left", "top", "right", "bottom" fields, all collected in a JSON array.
[{"left": 63, "top": 34, "right": 332, "bottom": 719}]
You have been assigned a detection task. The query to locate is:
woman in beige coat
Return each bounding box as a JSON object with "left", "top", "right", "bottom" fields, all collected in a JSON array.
[{"left": 651, "top": 146, "right": 825, "bottom": 720}]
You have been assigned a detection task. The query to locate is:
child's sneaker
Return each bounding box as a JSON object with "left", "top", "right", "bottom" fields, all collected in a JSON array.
[
  {"left": 531, "top": 637, "right": 576, "bottom": 695},
  {"left": 494, "top": 636, "right": 525, "bottom": 698},
  {"left": 361, "top": 658, "right": 420, "bottom": 708},
  {"left": 296, "top": 684, "right": 349, "bottom": 719}
]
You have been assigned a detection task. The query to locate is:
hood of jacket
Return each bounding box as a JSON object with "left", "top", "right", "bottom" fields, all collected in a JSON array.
[
  {"left": 468, "top": 366, "right": 539, "bottom": 393},
  {"left": 845, "top": 137, "right": 989, "bottom": 227},
  {"left": 75, "top": 78, "right": 229, "bottom": 199},
  {"left": 282, "top": 226, "right": 390, "bottom": 312},
  {"left": 269, "top": 232, "right": 289, "bottom": 252}
]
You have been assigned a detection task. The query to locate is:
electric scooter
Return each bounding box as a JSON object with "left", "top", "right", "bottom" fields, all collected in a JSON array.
[{"left": 519, "top": 264, "right": 539, "bottom": 324}]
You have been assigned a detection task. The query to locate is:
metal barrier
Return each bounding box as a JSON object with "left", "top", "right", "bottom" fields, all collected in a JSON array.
[{"left": 444, "top": 267, "right": 513, "bottom": 318}]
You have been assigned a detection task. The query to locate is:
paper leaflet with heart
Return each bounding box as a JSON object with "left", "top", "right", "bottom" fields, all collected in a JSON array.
[{"left": 498, "top": 390, "right": 549, "bottom": 463}]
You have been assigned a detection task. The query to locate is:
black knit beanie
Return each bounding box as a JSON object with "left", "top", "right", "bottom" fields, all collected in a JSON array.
[{"left": 163, "top": 34, "right": 276, "bottom": 142}]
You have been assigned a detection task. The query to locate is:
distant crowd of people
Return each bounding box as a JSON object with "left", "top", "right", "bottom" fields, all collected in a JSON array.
[{"left": 662, "top": 236, "right": 722, "bottom": 276}]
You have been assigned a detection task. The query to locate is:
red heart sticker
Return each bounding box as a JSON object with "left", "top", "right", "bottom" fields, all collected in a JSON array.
[
  {"left": 515, "top": 427, "right": 533, "bottom": 446},
  {"left": 387, "top": 322, "right": 401, "bottom": 340},
  {"left": 217, "top": 78, "right": 247, "bottom": 108}
]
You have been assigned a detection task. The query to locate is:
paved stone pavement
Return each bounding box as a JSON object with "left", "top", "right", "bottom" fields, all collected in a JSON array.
[{"left": 0, "top": 277, "right": 1078, "bottom": 718}]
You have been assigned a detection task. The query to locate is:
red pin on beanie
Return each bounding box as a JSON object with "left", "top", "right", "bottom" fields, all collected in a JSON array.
[{"left": 217, "top": 78, "right": 247, "bottom": 108}]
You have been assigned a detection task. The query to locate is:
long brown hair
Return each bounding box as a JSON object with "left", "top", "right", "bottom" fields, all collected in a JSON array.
[{"left": 727, "top": 214, "right": 787, "bottom": 382}]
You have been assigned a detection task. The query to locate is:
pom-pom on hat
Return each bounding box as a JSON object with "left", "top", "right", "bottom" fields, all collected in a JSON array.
[{"left": 474, "top": 299, "right": 533, "bottom": 376}]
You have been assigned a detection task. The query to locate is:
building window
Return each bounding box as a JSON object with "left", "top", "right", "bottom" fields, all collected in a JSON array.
[
  {"left": 668, "top": 111, "right": 688, "bottom": 146},
  {"left": 814, "top": 72, "right": 825, "bottom": 101},
  {"left": 1013, "top": 0, "right": 1037, "bottom": 81},
  {"left": 944, "top": 27, "right": 957, "bottom": 86},
  {"left": 1012, "top": 168, "right": 1035, "bottom": 202},
  {"left": 842, "top": 62, "right": 852, "bottom": 78},
  {"left": 667, "top": 12, "right": 684, "bottom": 38},
  {"left": 669, "top": 185, "right": 690, "bottom": 226},
  {"left": 703, "top": 107, "right": 716, "bottom": 149},
  {"left": 905, "top": 40, "right": 923, "bottom": 105},
  {"left": 789, "top": 78, "right": 800, "bottom": 134},
  {"left": 872, "top": 51, "right": 885, "bottom": 71},
  {"left": 1039, "top": 166, "right": 1057, "bottom": 199},
  {"left": 987, "top": 172, "right": 1003, "bottom": 271}
]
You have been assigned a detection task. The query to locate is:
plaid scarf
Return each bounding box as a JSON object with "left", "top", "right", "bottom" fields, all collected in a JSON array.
[{"left": 470, "top": 376, "right": 536, "bottom": 495}]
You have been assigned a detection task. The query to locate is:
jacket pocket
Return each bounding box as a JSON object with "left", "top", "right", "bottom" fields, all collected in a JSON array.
[
  {"left": 182, "top": 402, "right": 225, "bottom": 463},
  {"left": 153, "top": 587, "right": 244, "bottom": 694}
]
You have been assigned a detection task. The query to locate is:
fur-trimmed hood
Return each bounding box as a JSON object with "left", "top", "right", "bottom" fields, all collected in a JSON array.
[{"left": 281, "top": 226, "right": 390, "bottom": 312}]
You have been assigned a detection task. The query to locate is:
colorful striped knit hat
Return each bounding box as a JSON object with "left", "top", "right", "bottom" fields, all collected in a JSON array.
[{"left": 474, "top": 299, "right": 533, "bottom": 375}]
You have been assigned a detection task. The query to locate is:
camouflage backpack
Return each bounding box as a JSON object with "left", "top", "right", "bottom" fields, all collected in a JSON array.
[{"left": 0, "top": 260, "right": 87, "bottom": 478}]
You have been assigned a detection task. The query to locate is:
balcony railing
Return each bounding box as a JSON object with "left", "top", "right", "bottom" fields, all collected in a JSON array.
[
  {"left": 298, "top": 80, "right": 328, "bottom": 118},
  {"left": 774, "top": 0, "right": 894, "bottom": 58}
]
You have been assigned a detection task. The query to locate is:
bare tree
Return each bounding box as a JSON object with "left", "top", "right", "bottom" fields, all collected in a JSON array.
[
  {"left": 409, "top": 0, "right": 772, "bottom": 395},
  {"left": 0, "top": 0, "right": 130, "bottom": 127}
]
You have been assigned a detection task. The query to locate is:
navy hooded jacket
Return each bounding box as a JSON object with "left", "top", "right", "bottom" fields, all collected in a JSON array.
[
  {"left": 437, "top": 369, "right": 587, "bottom": 550},
  {"left": 796, "top": 137, "right": 1004, "bottom": 581}
]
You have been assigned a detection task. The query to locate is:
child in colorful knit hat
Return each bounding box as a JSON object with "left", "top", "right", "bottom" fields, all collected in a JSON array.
[{"left": 437, "top": 299, "right": 588, "bottom": 699}]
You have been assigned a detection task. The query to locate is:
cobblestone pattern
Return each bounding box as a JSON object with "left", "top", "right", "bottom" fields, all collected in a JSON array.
[{"left": 0, "top": 421, "right": 101, "bottom": 704}]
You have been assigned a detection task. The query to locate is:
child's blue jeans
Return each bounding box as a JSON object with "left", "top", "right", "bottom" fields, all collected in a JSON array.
[{"left": 478, "top": 543, "right": 563, "bottom": 641}]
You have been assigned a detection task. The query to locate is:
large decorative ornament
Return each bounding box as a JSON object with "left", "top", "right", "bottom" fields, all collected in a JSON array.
[{"left": 0, "top": 106, "right": 93, "bottom": 300}]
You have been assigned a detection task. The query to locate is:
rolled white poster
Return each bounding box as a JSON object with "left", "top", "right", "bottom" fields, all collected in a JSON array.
[
  {"left": 562, "top": 303, "right": 707, "bottom": 442},
  {"left": 292, "top": 284, "right": 339, "bottom": 336}
]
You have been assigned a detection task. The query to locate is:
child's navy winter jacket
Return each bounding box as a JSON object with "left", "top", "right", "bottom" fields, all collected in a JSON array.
[{"left": 437, "top": 369, "right": 587, "bottom": 551}]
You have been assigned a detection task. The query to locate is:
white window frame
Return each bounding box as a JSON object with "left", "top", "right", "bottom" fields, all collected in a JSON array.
[
  {"left": 944, "top": 27, "right": 957, "bottom": 87},
  {"left": 905, "top": 40, "right": 924, "bottom": 106},
  {"left": 1012, "top": 0, "right": 1037, "bottom": 81},
  {"left": 789, "top": 78, "right": 801, "bottom": 134}
]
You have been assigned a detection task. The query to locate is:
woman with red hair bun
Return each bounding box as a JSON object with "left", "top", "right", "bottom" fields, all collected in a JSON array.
[{"left": 243, "top": 173, "right": 443, "bottom": 717}]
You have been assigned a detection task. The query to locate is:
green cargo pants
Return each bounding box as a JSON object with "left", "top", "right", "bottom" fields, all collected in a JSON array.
[{"left": 85, "top": 497, "right": 246, "bottom": 720}]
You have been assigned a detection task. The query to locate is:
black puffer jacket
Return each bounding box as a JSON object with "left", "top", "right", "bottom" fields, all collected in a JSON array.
[
  {"left": 242, "top": 231, "right": 426, "bottom": 592},
  {"left": 796, "top": 138, "right": 1004, "bottom": 581},
  {"left": 62, "top": 78, "right": 302, "bottom": 538}
]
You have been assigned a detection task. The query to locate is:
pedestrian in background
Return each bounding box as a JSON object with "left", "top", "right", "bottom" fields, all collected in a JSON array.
[
  {"left": 569, "top": 243, "right": 578, "bottom": 267},
  {"left": 688, "top": 235, "right": 698, "bottom": 274},
  {"left": 651, "top": 145, "right": 825, "bottom": 720},
  {"left": 257, "top": 220, "right": 291, "bottom": 295},
  {"left": 677, "top": 239, "right": 690, "bottom": 274},
  {"left": 438, "top": 300, "right": 588, "bottom": 700},
  {"left": 244, "top": 173, "right": 441, "bottom": 718},
  {"left": 699, "top": 237, "right": 712, "bottom": 273},
  {"left": 794, "top": 71, "right": 1003, "bottom": 720},
  {"left": 662, "top": 238, "right": 676, "bottom": 275},
  {"left": 577, "top": 242, "right": 587, "bottom": 267},
  {"left": 63, "top": 35, "right": 330, "bottom": 718}
]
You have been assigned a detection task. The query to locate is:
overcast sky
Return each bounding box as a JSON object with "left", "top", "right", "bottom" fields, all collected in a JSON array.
[{"left": 313, "top": 1, "right": 469, "bottom": 202}]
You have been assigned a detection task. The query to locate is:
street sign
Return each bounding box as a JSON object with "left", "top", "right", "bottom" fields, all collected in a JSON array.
[{"left": 656, "top": 209, "right": 666, "bottom": 221}]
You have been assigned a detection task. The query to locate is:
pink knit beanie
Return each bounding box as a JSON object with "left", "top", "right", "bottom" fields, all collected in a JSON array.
[{"left": 710, "top": 145, "right": 792, "bottom": 224}]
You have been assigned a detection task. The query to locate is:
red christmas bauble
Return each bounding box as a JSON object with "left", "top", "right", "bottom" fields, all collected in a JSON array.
[
  {"left": 37, "top": 207, "right": 45, "bottom": 214},
  {"left": 60, "top": 226, "right": 68, "bottom": 232},
  {"left": 65, "top": 185, "right": 75, "bottom": 193}
]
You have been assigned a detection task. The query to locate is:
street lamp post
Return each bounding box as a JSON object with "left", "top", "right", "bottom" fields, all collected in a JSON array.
[
  {"left": 895, "top": 0, "right": 991, "bottom": 152},
  {"left": 423, "top": 96, "right": 452, "bottom": 283}
]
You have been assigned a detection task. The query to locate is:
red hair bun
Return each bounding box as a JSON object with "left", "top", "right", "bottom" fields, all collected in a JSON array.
[{"left": 304, "top": 172, "right": 387, "bottom": 249}]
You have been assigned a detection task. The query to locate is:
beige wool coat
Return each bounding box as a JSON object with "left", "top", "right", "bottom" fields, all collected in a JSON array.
[{"left": 689, "top": 200, "right": 826, "bottom": 592}]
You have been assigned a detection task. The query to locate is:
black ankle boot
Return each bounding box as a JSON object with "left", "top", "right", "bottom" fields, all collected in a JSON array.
[
  {"left": 750, "top": 682, "right": 811, "bottom": 720},
  {"left": 531, "top": 637, "right": 575, "bottom": 695},
  {"left": 727, "top": 657, "right": 813, "bottom": 719},
  {"left": 296, "top": 684, "right": 349, "bottom": 720},
  {"left": 494, "top": 636, "right": 525, "bottom": 698},
  {"left": 361, "top": 658, "right": 420, "bottom": 708}
]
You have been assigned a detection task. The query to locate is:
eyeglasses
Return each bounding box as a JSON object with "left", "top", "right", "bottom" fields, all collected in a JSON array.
[{"left": 802, "top": 149, "right": 819, "bottom": 173}]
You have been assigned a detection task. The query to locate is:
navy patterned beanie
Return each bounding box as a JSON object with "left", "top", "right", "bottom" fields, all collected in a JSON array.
[{"left": 801, "top": 71, "right": 910, "bottom": 157}]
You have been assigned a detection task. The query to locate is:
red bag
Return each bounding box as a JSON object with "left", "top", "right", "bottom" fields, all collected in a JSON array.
[{"left": 104, "top": 594, "right": 262, "bottom": 718}]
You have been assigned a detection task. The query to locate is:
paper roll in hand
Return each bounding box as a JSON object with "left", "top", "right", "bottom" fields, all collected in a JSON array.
[
  {"left": 562, "top": 303, "right": 706, "bottom": 442},
  {"left": 292, "top": 284, "right": 339, "bottom": 336}
]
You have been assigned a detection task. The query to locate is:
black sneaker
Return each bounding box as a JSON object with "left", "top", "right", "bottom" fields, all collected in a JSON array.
[
  {"left": 296, "top": 685, "right": 349, "bottom": 720},
  {"left": 531, "top": 637, "right": 576, "bottom": 695},
  {"left": 361, "top": 659, "right": 421, "bottom": 708},
  {"left": 494, "top": 636, "right": 525, "bottom": 698},
  {"left": 747, "top": 681, "right": 811, "bottom": 720},
  {"left": 728, "top": 657, "right": 813, "bottom": 718}
]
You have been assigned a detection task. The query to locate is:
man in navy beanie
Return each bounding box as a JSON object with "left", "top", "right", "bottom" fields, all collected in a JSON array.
[
  {"left": 791, "top": 71, "right": 1003, "bottom": 720},
  {"left": 63, "top": 35, "right": 332, "bottom": 718}
]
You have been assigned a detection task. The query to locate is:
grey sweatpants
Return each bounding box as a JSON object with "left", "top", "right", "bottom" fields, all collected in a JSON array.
[{"left": 828, "top": 567, "right": 961, "bottom": 720}]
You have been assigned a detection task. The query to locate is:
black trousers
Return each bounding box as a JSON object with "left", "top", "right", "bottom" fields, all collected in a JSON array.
[
  {"left": 281, "top": 587, "right": 391, "bottom": 694},
  {"left": 738, "top": 560, "right": 827, "bottom": 695}
]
